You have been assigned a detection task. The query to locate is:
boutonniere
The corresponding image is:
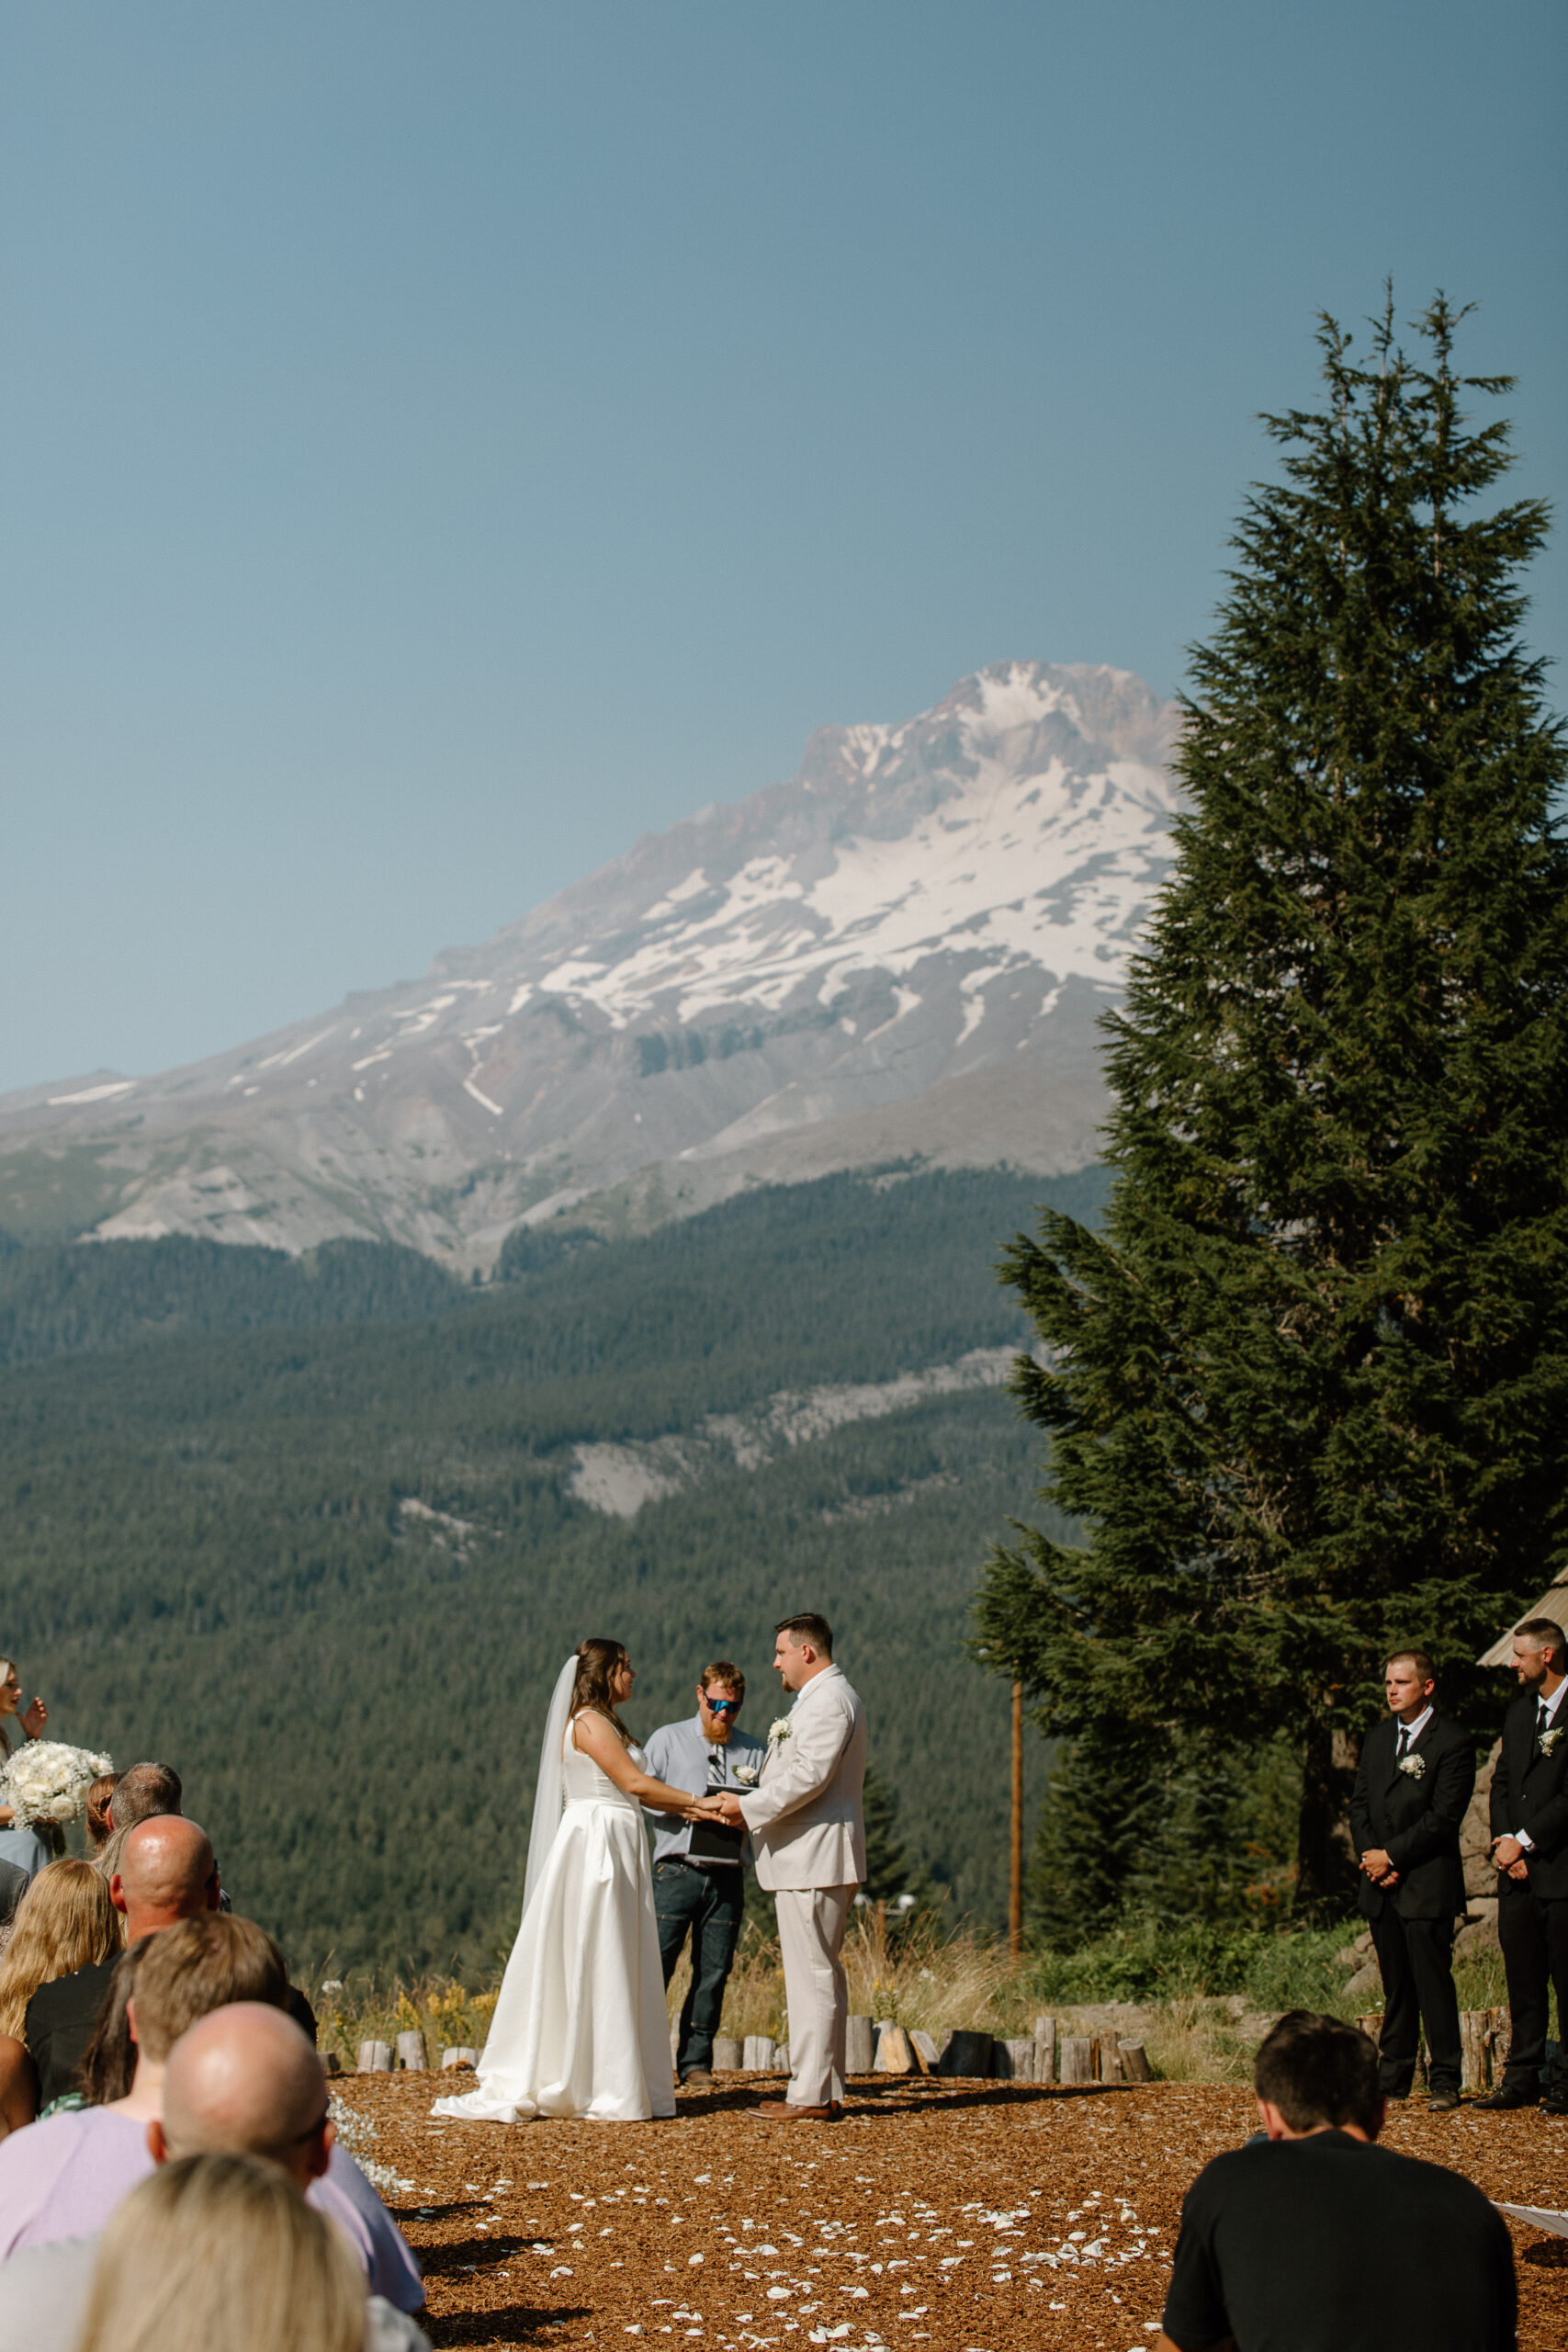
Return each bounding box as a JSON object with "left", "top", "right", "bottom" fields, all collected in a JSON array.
[
  {"left": 732, "top": 1764, "right": 760, "bottom": 1786},
  {"left": 1540, "top": 1727, "right": 1565, "bottom": 1758},
  {"left": 1397, "top": 1753, "right": 1427, "bottom": 1780},
  {"left": 767, "top": 1716, "right": 793, "bottom": 1744}
]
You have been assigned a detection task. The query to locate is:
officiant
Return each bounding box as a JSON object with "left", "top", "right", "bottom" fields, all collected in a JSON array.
[{"left": 645, "top": 1663, "right": 766, "bottom": 2089}]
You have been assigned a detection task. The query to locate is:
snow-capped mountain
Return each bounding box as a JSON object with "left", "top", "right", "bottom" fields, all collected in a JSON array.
[{"left": 0, "top": 662, "right": 1181, "bottom": 1263}]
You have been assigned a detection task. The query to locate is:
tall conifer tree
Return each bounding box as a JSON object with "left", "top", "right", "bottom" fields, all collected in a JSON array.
[{"left": 976, "top": 298, "right": 1568, "bottom": 1909}]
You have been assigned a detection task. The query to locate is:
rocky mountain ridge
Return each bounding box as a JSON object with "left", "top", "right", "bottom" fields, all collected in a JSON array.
[{"left": 0, "top": 661, "right": 1180, "bottom": 1263}]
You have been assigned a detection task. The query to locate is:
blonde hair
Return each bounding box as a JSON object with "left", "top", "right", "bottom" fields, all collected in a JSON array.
[
  {"left": 75, "top": 2154, "right": 365, "bottom": 2352},
  {"left": 0, "top": 1859, "right": 121, "bottom": 2037}
]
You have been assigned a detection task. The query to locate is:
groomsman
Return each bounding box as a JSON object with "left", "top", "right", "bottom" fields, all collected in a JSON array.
[
  {"left": 1476, "top": 1617, "right": 1568, "bottom": 2113},
  {"left": 1348, "top": 1648, "right": 1474, "bottom": 2110},
  {"left": 716, "top": 1613, "right": 866, "bottom": 2122}
]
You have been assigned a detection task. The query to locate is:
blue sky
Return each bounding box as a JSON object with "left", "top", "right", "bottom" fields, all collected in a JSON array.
[{"left": 4, "top": 1, "right": 1563, "bottom": 1091}]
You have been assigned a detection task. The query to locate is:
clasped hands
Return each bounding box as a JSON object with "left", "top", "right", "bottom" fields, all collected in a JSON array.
[
  {"left": 1491, "top": 1834, "right": 1530, "bottom": 1883},
  {"left": 1359, "top": 1848, "right": 1401, "bottom": 1891},
  {"left": 680, "top": 1794, "right": 736, "bottom": 1825}
]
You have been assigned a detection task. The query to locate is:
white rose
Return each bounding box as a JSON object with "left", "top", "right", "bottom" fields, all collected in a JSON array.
[
  {"left": 768, "top": 1717, "right": 793, "bottom": 1744},
  {"left": 733, "top": 1765, "right": 759, "bottom": 1786}
]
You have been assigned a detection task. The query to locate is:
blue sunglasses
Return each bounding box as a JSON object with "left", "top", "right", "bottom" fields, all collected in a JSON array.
[{"left": 704, "top": 1695, "right": 741, "bottom": 1714}]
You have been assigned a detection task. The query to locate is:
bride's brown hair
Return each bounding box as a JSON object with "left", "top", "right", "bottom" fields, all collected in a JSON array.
[{"left": 571, "top": 1639, "right": 632, "bottom": 1741}]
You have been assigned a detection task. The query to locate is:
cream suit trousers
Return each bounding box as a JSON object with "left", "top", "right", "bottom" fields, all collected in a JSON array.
[{"left": 775, "top": 1883, "right": 854, "bottom": 2108}]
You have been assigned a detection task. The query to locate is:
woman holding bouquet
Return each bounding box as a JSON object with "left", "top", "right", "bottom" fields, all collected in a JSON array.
[
  {"left": 0, "top": 1660, "right": 51, "bottom": 1880},
  {"left": 434, "top": 1639, "right": 728, "bottom": 2125}
]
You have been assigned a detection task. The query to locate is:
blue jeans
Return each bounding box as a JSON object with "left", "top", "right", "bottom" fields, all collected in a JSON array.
[{"left": 653, "top": 1858, "right": 745, "bottom": 2077}]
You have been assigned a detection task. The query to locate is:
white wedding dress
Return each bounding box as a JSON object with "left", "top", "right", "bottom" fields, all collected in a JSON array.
[{"left": 432, "top": 1710, "right": 675, "bottom": 2124}]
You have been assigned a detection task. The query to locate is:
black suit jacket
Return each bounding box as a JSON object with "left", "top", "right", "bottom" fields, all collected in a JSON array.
[
  {"left": 1348, "top": 1713, "right": 1474, "bottom": 1920},
  {"left": 1489, "top": 1691, "right": 1568, "bottom": 1900}
]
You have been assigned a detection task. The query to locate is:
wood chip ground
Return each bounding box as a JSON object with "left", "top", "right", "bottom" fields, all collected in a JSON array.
[{"left": 339, "top": 2072, "right": 1568, "bottom": 2352}]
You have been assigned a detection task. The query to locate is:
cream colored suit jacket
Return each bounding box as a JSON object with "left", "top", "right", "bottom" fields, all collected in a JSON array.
[{"left": 738, "top": 1664, "right": 867, "bottom": 1891}]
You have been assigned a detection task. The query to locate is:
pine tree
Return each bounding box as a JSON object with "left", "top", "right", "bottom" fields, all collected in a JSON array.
[{"left": 976, "top": 295, "right": 1568, "bottom": 1912}]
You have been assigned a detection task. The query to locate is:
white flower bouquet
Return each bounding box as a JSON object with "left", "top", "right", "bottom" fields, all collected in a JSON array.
[
  {"left": 767, "top": 1717, "right": 793, "bottom": 1744},
  {"left": 732, "top": 1764, "right": 760, "bottom": 1786},
  {"left": 0, "top": 1740, "right": 115, "bottom": 1830},
  {"left": 1396, "top": 1753, "right": 1427, "bottom": 1781}
]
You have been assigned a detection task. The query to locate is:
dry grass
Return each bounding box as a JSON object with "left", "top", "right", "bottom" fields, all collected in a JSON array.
[{"left": 310, "top": 1915, "right": 1514, "bottom": 2086}]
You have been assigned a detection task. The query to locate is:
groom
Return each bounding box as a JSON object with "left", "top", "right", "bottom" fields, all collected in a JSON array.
[{"left": 716, "top": 1613, "right": 866, "bottom": 2121}]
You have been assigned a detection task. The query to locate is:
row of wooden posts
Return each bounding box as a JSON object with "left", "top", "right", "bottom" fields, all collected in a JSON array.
[
  {"left": 1355, "top": 2009, "right": 1510, "bottom": 2097},
  {"left": 352, "top": 2017, "right": 1152, "bottom": 2084}
]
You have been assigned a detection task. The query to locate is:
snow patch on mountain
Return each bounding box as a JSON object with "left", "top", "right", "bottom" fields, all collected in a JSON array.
[{"left": 0, "top": 660, "right": 1179, "bottom": 1261}]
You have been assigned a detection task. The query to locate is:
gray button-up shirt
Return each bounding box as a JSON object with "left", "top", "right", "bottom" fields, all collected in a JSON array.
[{"left": 643, "top": 1714, "right": 767, "bottom": 1868}]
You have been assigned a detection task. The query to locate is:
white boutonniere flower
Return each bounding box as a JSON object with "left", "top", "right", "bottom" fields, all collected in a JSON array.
[
  {"left": 768, "top": 1716, "right": 793, "bottom": 1744},
  {"left": 1540, "top": 1727, "right": 1565, "bottom": 1758},
  {"left": 1397, "top": 1753, "right": 1427, "bottom": 1780},
  {"left": 732, "top": 1764, "right": 760, "bottom": 1786}
]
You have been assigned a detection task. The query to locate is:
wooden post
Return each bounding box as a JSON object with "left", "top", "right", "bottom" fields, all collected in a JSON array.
[
  {"left": 1058, "top": 2035, "right": 1093, "bottom": 2086},
  {"left": 1010, "top": 1679, "right": 1024, "bottom": 1961},
  {"left": 1459, "top": 2012, "right": 1490, "bottom": 2095},
  {"left": 1032, "top": 2015, "right": 1057, "bottom": 2086}
]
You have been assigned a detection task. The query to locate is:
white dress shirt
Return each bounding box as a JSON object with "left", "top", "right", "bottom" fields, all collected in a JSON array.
[{"left": 1393, "top": 1703, "right": 1434, "bottom": 1752}]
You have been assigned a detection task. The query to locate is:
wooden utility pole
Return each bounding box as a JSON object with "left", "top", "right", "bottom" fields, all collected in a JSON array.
[{"left": 1009, "top": 1678, "right": 1024, "bottom": 1959}]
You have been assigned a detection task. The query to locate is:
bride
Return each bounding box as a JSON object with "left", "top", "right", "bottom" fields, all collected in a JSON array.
[{"left": 433, "top": 1639, "right": 726, "bottom": 2124}]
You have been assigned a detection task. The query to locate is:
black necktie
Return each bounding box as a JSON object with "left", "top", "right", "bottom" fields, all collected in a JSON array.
[
  {"left": 1539, "top": 1700, "right": 1551, "bottom": 1738},
  {"left": 1396, "top": 1725, "right": 1411, "bottom": 1757}
]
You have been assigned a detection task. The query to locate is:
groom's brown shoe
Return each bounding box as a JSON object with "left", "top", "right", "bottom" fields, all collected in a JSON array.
[{"left": 747, "top": 2098, "right": 840, "bottom": 2120}]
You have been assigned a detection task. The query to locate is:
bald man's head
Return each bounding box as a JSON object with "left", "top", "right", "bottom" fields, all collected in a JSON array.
[
  {"left": 111, "top": 1815, "right": 220, "bottom": 1939},
  {"left": 155, "top": 2004, "right": 331, "bottom": 2190}
]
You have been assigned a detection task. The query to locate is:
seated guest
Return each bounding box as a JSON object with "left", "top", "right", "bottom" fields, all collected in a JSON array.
[
  {"left": 0, "top": 1919, "right": 423, "bottom": 2311},
  {"left": 26, "top": 1817, "right": 217, "bottom": 2109},
  {"left": 108, "top": 1762, "right": 182, "bottom": 1834},
  {"left": 93, "top": 1764, "right": 181, "bottom": 1889},
  {"left": 0, "top": 2009, "right": 428, "bottom": 2352},
  {"left": 0, "top": 1863, "right": 120, "bottom": 2139},
  {"left": 0, "top": 1915, "right": 284, "bottom": 2255},
  {"left": 83, "top": 1777, "right": 119, "bottom": 1856},
  {"left": 1156, "top": 2010, "right": 1516, "bottom": 2352},
  {"left": 78, "top": 2154, "right": 402, "bottom": 2352}
]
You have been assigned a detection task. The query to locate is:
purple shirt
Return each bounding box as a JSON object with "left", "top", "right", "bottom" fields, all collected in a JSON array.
[
  {"left": 0, "top": 2112, "right": 421, "bottom": 2310},
  {"left": 0, "top": 2111, "right": 147, "bottom": 2257}
]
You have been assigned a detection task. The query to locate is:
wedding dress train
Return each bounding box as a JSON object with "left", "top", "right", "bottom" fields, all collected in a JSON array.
[{"left": 432, "top": 1721, "right": 675, "bottom": 2124}]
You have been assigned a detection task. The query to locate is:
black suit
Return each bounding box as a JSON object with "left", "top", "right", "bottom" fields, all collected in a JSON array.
[
  {"left": 1489, "top": 1688, "right": 1568, "bottom": 2090},
  {"left": 1348, "top": 1712, "right": 1474, "bottom": 2095}
]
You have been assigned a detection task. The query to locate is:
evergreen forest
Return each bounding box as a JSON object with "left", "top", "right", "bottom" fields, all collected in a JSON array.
[{"left": 0, "top": 1165, "right": 1099, "bottom": 1974}]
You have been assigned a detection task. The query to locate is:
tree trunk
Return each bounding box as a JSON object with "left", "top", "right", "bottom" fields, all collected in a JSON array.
[
  {"left": 1295, "top": 1723, "right": 1360, "bottom": 1915},
  {"left": 1010, "top": 1679, "right": 1024, "bottom": 1960}
]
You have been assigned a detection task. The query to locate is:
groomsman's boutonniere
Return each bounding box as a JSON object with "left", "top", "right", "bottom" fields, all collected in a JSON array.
[
  {"left": 1540, "top": 1727, "right": 1565, "bottom": 1758},
  {"left": 1397, "top": 1753, "right": 1427, "bottom": 1780},
  {"left": 732, "top": 1764, "right": 760, "bottom": 1785},
  {"left": 768, "top": 1716, "right": 793, "bottom": 1744}
]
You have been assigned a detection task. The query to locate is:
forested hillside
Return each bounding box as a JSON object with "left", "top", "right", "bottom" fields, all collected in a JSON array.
[
  {"left": 0, "top": 1233, "right": 461, "bottom": 1365},
  {"left": 1, "top": 1166, "right": 1100, "bottom": 1974}
]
